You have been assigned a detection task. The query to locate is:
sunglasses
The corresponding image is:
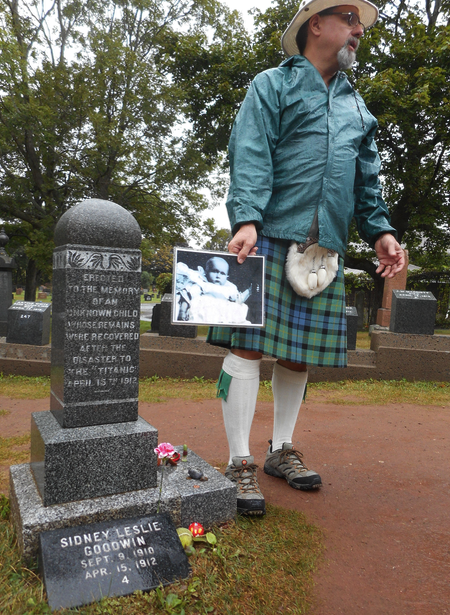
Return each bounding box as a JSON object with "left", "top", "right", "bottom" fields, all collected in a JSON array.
[{"left": 321, "top": 11, "right": 366, "bottom": 32}]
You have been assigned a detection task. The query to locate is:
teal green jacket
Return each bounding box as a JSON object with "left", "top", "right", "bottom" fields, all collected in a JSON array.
[{"left": 226, "top": 55, "right": 396, "bottom": 257}]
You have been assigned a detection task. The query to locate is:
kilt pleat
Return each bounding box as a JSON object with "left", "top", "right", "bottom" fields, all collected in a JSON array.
[{"left": 206, "top": 236, "right": 347, "bottom": 367}]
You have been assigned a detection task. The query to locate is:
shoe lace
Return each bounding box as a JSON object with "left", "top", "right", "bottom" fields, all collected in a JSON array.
[
  {"left": 230, "top": 463, "right": 261, "bottom": 494},
  {"left": 279, "top": 448, "right": 309, "bottom": 471}
]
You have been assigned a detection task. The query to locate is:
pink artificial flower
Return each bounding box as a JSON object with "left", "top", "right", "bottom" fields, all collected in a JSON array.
[{"left": 154, "top": 442, "right": 175, "bottom": 459}]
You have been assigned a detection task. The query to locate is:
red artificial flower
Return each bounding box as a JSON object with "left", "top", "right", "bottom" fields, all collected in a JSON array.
[{"left": 189, "top": 522, "right": 205, "bottom": 537}]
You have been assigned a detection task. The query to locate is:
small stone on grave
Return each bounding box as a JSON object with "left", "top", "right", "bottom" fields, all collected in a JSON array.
[
  {"left": 39, "top": 514, "right": 190, "bottom": 611},
  {"left": 6, "top": 301, "right": 51, "bottom": 346},
  {"left": 390, "top": 290, "right": 437, "bottom": 335}
]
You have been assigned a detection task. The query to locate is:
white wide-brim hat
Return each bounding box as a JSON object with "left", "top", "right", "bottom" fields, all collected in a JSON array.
[{"left": 281, "top": 0, "right": 379, "bottom": 57}]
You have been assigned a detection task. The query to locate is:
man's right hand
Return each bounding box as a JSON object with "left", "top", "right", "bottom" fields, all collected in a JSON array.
[{"left": 228, "top": 223, "right": 258, "bottom": 264}]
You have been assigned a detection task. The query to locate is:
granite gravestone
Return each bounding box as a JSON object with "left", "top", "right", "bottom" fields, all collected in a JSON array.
[
  {"left": 345, "top": 306, "right": 358, "bottom": 350},
  {"left": 6, "top": 301, "right": 51, "bottom": 346},
  {"left": 0, "top": 228, "right": 17, "bottom": 336},
  {"left": 159, "top": 294, "right": 197, "bottom": 338},
  {"left": 50, "top": 200, "right": 142, "bottom": 428},
  {"left": 39, "top": 514, "right": 190, "bottom": 611},
  {"left": 150, "top": 302, "right": 161, "bottom": 332},
  {"left": 29, "top": 199, "right": 158, "bottom": 505},
  {"left": 390, "top": 290, "right": 437, "bottom": 335}
]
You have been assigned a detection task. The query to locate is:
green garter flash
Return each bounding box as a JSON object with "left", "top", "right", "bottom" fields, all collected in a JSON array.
[{"left": 216, "top": 369, "right": 233, "bottom": 401}]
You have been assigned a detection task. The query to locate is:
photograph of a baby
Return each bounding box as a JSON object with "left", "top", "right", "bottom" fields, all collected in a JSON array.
[{"left": 173, "top": 249, "right": 264, "bottom": 327}]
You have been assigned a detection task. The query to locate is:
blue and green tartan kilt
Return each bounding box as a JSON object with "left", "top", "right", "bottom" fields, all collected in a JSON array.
[{"left": 206, "top": 236, "right": 347, "bottom": 367}]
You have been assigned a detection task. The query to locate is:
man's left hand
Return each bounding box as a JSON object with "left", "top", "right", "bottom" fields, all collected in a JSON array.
[{"left": 374, "top": 234, "right": 405, "bottom": 279}]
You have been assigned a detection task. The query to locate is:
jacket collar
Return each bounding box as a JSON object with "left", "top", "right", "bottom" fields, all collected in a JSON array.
[{"left": 279, "top": 54, "right": 350, "bottom": 89}]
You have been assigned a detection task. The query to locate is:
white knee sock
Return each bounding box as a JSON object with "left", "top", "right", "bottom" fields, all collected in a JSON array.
[
  {"left": 221, "top": 352, "right": 261, "bottom": 464},
  {"left": 271, "top": 362, "right": 308, "bottom": 452}
]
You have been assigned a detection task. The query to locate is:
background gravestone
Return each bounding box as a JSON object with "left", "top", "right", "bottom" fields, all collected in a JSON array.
[
  {"left": 159, "top": 294, "right": 197, "bottom": 338},
  {"left": 346, "top": 306, "right": 358, "bottom": 350},
  {"left": 390, "top": 290, "right": 437, "bottom": 335},
  {"left": 0, "top": 228, "right": 17, "bottom": 336},
  {"left": 7, "top": 302, "right": 51, "bottom": 346},
  {"left": 150, "top": 303, "right": 161, "bottom": 332}
]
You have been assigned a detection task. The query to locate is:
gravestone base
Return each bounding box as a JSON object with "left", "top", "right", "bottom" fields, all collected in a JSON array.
[
  {"left": 31, "top": 412, "right": 158, "bottom": 506},
  {"left": 10, "top": 447, "right": 236, "bottom": 562},
  {"left": 376, "top": 307, "right": 391, "bottom": 328}
]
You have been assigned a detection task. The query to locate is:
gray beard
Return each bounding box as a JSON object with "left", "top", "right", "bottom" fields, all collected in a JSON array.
[{"left": 337, "top": 41, "right": 357, "bottom": 70}]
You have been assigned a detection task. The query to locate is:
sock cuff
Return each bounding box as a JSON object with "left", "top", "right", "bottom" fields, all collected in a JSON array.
[
  {"left": 222, "top": 351, "right": 261, "bottom": 379},
  {"left": 273, "top": 362, "right": 308, "bottom": 385}
]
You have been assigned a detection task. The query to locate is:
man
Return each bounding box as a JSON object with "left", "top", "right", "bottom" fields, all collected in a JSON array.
[{"left": 207, "top": 0, "right": 405, "bottom": 516}]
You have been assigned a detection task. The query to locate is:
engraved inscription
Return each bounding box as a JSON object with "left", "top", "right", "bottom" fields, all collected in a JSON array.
[
  {"left": 10, "top": 301, "right": 50, "bottom": 312},
  {"left": 59, "top": 522, "right": 162, "bottom": 581},
  {"left": 40, "top": 515, "right": 190, "bottom": 610},
  {"left": 60, "top": 248, "right": 141, "bottom": 400}
]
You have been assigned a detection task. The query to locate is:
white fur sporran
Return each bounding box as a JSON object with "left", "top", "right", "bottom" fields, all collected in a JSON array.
[{"left": 285, "top": 239, "right": 339, "bottom": 299}]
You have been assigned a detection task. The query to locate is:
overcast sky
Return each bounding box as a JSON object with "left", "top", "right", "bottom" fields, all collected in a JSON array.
[{"left": 220, "top": 0, "right": 274, "bottom": 27}]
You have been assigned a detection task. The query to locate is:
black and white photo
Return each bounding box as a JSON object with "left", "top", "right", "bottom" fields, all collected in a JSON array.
[{"left": 172, "top": 248, "right": 265, "bottom": 327}]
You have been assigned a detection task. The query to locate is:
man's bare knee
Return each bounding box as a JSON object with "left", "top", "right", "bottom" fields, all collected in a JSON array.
[
  {"left": 231, "top": 349, "right": 263, "bottom": 361},
  {"left": 277, "top": 359, "right": 307, "bottom": 372}
]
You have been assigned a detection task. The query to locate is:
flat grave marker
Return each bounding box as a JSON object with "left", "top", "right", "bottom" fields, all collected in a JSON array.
[{"left": 39, "top": 514, "right": 190, "bottom": 611}]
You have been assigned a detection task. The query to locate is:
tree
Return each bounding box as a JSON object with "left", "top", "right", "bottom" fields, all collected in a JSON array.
[
  {"left": 0, "top": 0, "right": 227, "bottom": 299},
  {"left": 141, "top": 242, "right": 174, "bottom": 279},
  {"left": 141, "top": 270, "right": 154, "bottom": 289},
  {"left": 201, "top": 218, "right": 232, "bottom": 250},
  {"left": 353, "top": 1, "right": 450, "bottom": 268},
  {"left": 159, "top": 4, "right": 254, "bottom": 167}
]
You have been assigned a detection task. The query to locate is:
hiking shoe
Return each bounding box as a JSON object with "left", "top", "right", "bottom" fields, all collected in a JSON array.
[
  {"left": 225, "top": 455, "right": 266, "bottom": 516},
  {"left": 264, "top": 441, "right": 322, "bottom": 490}
]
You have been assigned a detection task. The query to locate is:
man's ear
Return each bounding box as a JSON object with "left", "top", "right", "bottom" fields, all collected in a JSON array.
[{"left": 309, "top": 13, "right": 322, "bottom": 37}]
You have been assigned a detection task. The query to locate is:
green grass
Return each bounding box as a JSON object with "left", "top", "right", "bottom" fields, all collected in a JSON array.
[
  {"left": 0, "top": 435, "right": 30, "bottom": 493},
  {"left": 139, "top": 320, "right": 152, "bottom": 335},
  {"left": 356, "top": 331, "right": 371, "bottom": 349},
  {"left": 0, "top": 435, "right": 30, "bottom": 465},
  {"left": 306, "top": 379, "right": 450, "bottom": 406},
  {"left": 0, "top": 375, "right": 51, "bottom": 399},
  {"left": 1, "top": 374, "right": 450, "bottom": 407},
  {"left": 0, "top": 496, "right": 322, "bottom": 615}
]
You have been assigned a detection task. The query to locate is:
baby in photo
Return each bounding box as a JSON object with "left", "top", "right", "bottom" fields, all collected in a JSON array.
[{"left": 175, "top": 256, "right": 252, "bottom": 324}]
